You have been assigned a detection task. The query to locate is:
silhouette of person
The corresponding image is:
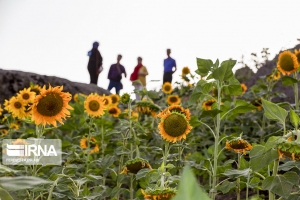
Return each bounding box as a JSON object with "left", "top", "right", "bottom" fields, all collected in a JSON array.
[
  {"left": 130, "top": 57, "right": 148, "bottom": 101},
  {"left": 163, "top": 49, "right": 177, "bottom": 84},
  {"left": 87, "top": 41, "right": 103, "bottom": 85},
  {"left": 107, "top": 55, "right": 127, "bottom": 95}
]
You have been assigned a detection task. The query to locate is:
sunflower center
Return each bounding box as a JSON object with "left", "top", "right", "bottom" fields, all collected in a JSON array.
[
  {"left": 88, "top": 100, "right": 100, "bottom": 111},
  {"left": 163, "top": 114, "right": 187, "bottom": 137},
  {"left": 280, "top": 54, "right": 295, "bottom": 72},
  {"left": 229, "top": 141, "right": 249, "bottom": 149},
  {"left": 109, "top": 108, "right": 117, "bottom": 114},
  {"left": 164, "top": 85, "right": 171, "bottom": 91},
  {"left": 36, "top": 93, "right": 63, "bottom": 116},
  {"left": 14, "top": 102, "right": 22, "bottom": 109},
  {"left": 205, "top": 101, "right": 214, "bottom": 107},
  {"left": 22, "top": 93, "right": 30, "bottom": 100},
  {"left": 169, "top": 97, "right": 178, "bottom": 103},
  {"left": 127, "top": 161, "right": 147, "bottom": 174},
  {"left": 111, "top": 97, "right": 117, "bottom": 104},
  {"left": 296, "top": 54, "right": 300, "bottom": 64}
]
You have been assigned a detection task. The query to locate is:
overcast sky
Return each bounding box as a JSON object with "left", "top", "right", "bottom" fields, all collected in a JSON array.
[{"left": 1, "top": 0, "right": 300, "bottom": 96}]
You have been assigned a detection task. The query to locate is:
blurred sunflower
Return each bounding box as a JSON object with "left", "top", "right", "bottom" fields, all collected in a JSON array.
[
  {"left": 31, "top": 85, "right": 73, "bottom": 127},
  {"left": 8, "top": 96, "right": 26, "bottom": 119},
  {"left": 162, "top": 82, "right": 172, "bottom": 94},
  {"left": 157, "top": 105, "right": 191, "bottom": 120},
  {"left": 0, "top": 104, "right": 3, "bottom": 116},
  {"left": 17, "top": 88, "right": 35, "bottom": 104},
  {"left": 241, "top": 84, "right": 247, "bottom": 94},
  {"left": 182, "top": 66, "right": 190, "bottom": 75},
  {"left": 30, "top": 84, "right": 42, "bottom": 95},
  {"left": 74, "top": 93, "right": 87, "bottom": 103},
  {"left": 124, "top": 109, "right": 139, "bottom": 121},
  {"left": 108, "top": 106, "right": 121, "bottom": 117},
  {"left": 268, "top": 70, "right": 281, "bottom": 82},
  {"left": 0, "top": 129, "right": 8, "bottom": 137},
  {"left": 252, "top": 98, "right": 262, "bottom": 111},
  {"left": 295, "top": 49, "right": 300, "bottom": 64},
  {"left": 277, "top": 51, "right": 299, "bottom": 75},
  {"left": 102, "top": 95, "right": 112, "bottom": 108},
  {"left": 84, "top": 93, "right": 106, "bottom": 117},
  {"left": 202, "top": 99, "right": 215, "bottom": 110},
  {"left": 166, "top": 95, "right": 181, "bottom": 105},
  {"left": 110, "top": 94, "right": 120, "bottom": 105},
  {"left": 3, "top": 100, "right": 10, "bottom": 111},
  {"left": 121, "top": 158, "right": 152, "bottom": 174},
  {"left": 277, "top": 140, "right": 300, "bottom": 161},
  {"left": 141, "top": 188, "right": 177, "bottom": 200},
  {"left": 10, "top": 123, "right": 19, "bottom": 130},
  {"left": 80, "top": 137, "right": 99, "bottom": 154},
  {"left": 158, "top": 111, "right": 192, "bottom": 143},
  {"left": 120, "top": 93, "right": 131, "bottom": 104},
  {"left": 225, "top": 138, "right": 252, "bottom": 155},
  {"left": 135, "top": 101, "right": 161, "bottom": 116}
]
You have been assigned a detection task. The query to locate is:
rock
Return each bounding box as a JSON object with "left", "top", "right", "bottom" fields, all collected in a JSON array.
[{"left": 0, "top": 69, "right": 110, "bottom": 104}]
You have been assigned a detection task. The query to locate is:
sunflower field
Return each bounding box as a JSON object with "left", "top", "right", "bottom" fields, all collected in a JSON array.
[{"left": 1, "top": 49, "right": 300, "bottom": 200}]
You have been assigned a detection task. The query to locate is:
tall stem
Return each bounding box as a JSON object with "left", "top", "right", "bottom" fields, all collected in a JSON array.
[
  {"left": 130, "top": 174, "right": 134, "bottom": 200},
  {"left": 237, "top": 153, "right": 241, "bottom": 200},
  {"left": 294, "top": 73, "right": 299, "bottom": 111},
  {"left": 161, "top": 142, "right": 169, "bottom": 188},
  {"left": 100, "top": 118, "right": 106, "bottom": 186}
]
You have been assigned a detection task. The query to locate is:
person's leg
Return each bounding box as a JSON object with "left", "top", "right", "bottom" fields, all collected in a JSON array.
[
  {"left": 115, "top": 82, "right": 123, "bottom": 95},
  {"left": 134, "top": 85, "right": 141, "bottom": 101},
  {"left": 107, "top": 81, "right": 114, "bottom": 91}
]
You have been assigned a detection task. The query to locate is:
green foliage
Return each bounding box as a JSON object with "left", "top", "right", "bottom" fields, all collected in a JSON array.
[{"left": 261, "top": 99, "right": 288, "bottom": 124}]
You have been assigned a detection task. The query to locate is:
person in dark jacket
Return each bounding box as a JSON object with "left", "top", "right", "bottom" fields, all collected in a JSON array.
[
  {"left": 107, "top": 55, "right": 127, "bottom": 95},
  {"left": 87, "top": 41, "right": 103, "bottom": 85}
]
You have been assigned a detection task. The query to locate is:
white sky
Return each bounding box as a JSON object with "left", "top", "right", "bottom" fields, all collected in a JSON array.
[{"left": 1, "top": 0, "right": 300, "bottom": 96}]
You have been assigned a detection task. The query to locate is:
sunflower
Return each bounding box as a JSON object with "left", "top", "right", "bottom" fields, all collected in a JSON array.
[
  {"left": 277, "top": 51, "right": 299, "bottom": 75},
  {"left": 80, "top": 137, "right": 99, "bottom": 154},
  {"left": 121, "top": 158, "right": 152, "bottom": 174},
  {"left": 225, "top": 138, "right": 252, "bottom": 155},
  {"left": 31, "top": 85, "right": 73, "bottom": 127},
  {"left": 110, "top": 94, "right": 120, "bottom": 105},
  {"left": 30, "top": 84, "right": 42, "bottom": 95},
  {"left": 162, "top": 82, "right": 172, "bottom": 94},
  {"left": 0, "top": 129, "right": 8, "bottom": 137},
  {"left": 277, "top": 140, "right": 300, "bottom": 161},
  {"left": 157, "top": 105, "right": 191, "bottom": 120},
  {"left": 8, "top": 96, "right": 26, "bottom": 119},
  {"left": 84, "top": 93, "right": 106, "bottom": 117},
  {"left": 17, "top": 88, "right": 35, "bottom": 104},
  {"left": 252, "top": 98, "right": 262, "bottom": 111},
  {"left": 0, "top": 104, "right": 3, "bottom": 116},
  {"left": 135, "top": 101, "right": 161, "bottom": 116},
  {"left": 108, "top": 106, "right": 121, "bottom": 117},
  {"left": 241, "top": 84, "right": 247, "bottom": 94},
  {"left": 120, "top": 93, "right": 131, "bottom": 104},
  {"left": 166, "top": 95, "right": 181, "bottom": 105},
  {"left": 124, "top": 109, "right": 139, "bottom": 121},
  {"left": 10, "top": 123, "right": 19, "bottom": 130},
  {"left": 295, "top": 49, "right": 300, "bottom": 65},
  {"left": 141, "top": 188, "right": 177, "bottom": 200},
  {"left": 102, "top": 95, "right": 112, "bottom": 108},
  {"left": 188, "top": 83, "right": 193, "bottom": 88},
  {"left": 3, "top": 100, "right": 10, "bottom": 111},
  {"left": 158, "top": 111, "right": 192, "bottom": 143},
  {"left": 182, "top": 66, "right": 190, "bottom": 75},
  {"left": 202, "top": 99, "right": 215, "bottom": 111}
]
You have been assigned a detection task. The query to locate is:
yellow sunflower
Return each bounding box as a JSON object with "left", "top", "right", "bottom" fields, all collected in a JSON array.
[
  {"left": 182, "top": 66, "right": 190, "bottom": 75},
  {"left": 121, "top": 158, "right": 152, "bottom": 174},
  {"left": 158, "top": 111, "right": 192, "bottom": 143},
  {"left": 225, "top": 138, "right": 252, "bottom": 155},
  {"left": 252, "top": 98, "right": 262, "bottom": 111},
  {"left": 295, "top": 49, "right": 300, "bottom": 65},
  {"left": 8, "top": 96, "right": 26, "bottom": 119},
  {"left": 30, "top": 84, "right": 42, "bottom": 95},
  {"left": 141, "top": 188, "right": 177, "bottom": 200},
  {"left": 135, "top": 101, "right": 161, "bottom": 116},
  {"left": 124, "top": 109, "right": 139, "bottom": 121},
  {"left": 84, "top": 93, "right": 106, "bottom": 117},
  {"left": 162, "top": 82, "right": 172, "bottom": 94},
  {"left": 277, "top": 51, "right": 299, "bottom": 75},
  {"left": 0, "top": 129, "right": 8, "bottom": 137},
  {"left": 9, "top": 123, "right": 19, "bottom": 130},
  {"left": 102, "top": 95, "right": 112, "bottom": 108},
  {"left": 80, "top": 137, "right": 99, "bottom": 154},
  {"left": 0, "top": 104, "right": 3, "bottom": 116},
  {"left": 31, "top": 85, "right": 73, "bottom": 127},
  {"left": 157, "top": 105, "right": 191, "bottom": 121},
  {"left": 202, "top": 99, "right": 216, "bottom": 111},
  {"left": 277, "top": 140, "right": 300, "bottom": 161},
  {"left": 241, "top": 84, "right": 247, "bottom": 94},
  {"left": 166, "top": 95, "right": 181, "bottom": 105},
  {"left": 108, "top": 106, "right": 121, "bottom": 117},
  {"left": 3, "top": 100, "right": 10, "bottom": 111},
  {"left": 110, "top": 94, "right": 120, "bottom": 105},
  {"left": 17, "top": 88, "right": 35, "bottom": 104}
]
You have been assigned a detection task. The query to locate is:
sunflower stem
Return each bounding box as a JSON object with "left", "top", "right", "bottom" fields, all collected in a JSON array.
[
  {"left": 294, "top": 73, "right": 299, "bottom": 111},
  {"left": 85, "top": 118, "right": 93, "bottom": 175},
  {"left": 161, "top": 142, "right": 169, "bottom": 188},
  {"left": 236, "top": 153, "right": 241, "bottom": 200},
  {"left": 130, "top": 174, "right": 134, "bottom": 200}
]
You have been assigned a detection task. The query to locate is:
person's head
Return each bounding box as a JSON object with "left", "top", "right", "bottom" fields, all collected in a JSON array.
[
  {"left": 117, "top": 54, "right": 122, "bottom": 62},
  {"left": 137, "top": 57, "right": 142, "bottom": 64},
  {"left": 167, "top": 49, "right": 171, "bottom": 57},
  {"left": 93, "top": 41, "right": 99, "bottom": 48}
]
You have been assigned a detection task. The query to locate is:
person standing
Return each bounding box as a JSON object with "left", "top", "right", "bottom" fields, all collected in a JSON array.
[
  {"left": 163, "top": 49, "right": 177, "bottom": 84},
  {"left": 107, "top": 55, "right": 127, "bottom": 95},
  {"left": 87, "top": 41, "right": 103, "bottom": 85},
  {"left": 130, "top": 57, "right": 148, "bottom": 101}
]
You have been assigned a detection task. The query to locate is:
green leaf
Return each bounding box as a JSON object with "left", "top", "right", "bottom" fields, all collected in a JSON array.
[
  {"left": 0, "top": 187, "right": 13, "bottom": 200},
  {"left": 216, "top": 180, "right": 235, "bottom": 194},
  {"left": 281, "top": 76, "right": 298, "bottom": 86},
  {"left": 196, "top": 58, "right": 213, "bottom": 77},
  {"left": 136, "top": 168, "right": 151, "bottom": 180},
  {"left": 147, "top": 90, "right": 159, "bottom": 99},
  {"left": 213, "top": 59, "right": 219, "bottom": 70},
  {"left": 262, "top": 171, "right": 299, "bottom": 198},
  {"left": 202, "top": 82, "right": 214, "bottom": 94},
  {"left": 173, "top": 166, "right": 210, "bottom": 200},
  {"left": 261, "top": 99, "right": 288, "bottom": 124},
  {"left": 223, "top": 84, "right": 242, "bottom": 96},
  {"left": 188, "top": 92, "right": 202, "bottom": 105},
  {"left": 278, "top": 161, "right": 300, "bottom": 171},
  {"left": 0, "top": 164, "right": 18, "bottom": 174},
  {"left": 0, "top": 176, "right": 50, "bottom": 191},
  {"left": 290, "top": 109, "right": 300, "bottom": 129},
  {"left": 222, "top": 168, "right": 250, "bottom": 179},
  {"left": 189, "top": 116, "right": 201, "bottom": 128},
  {"left": 212, "top": 60, "right": 236, "bottom": 82},
  {"left": 199, "top": 109, "right": 223, "bottom": 118},
  {"left": 250, "top": 145, "right": 279, "bottom": 171},
  {"left": 221, "top": 100, "right": 256, "bottom": 119}
]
